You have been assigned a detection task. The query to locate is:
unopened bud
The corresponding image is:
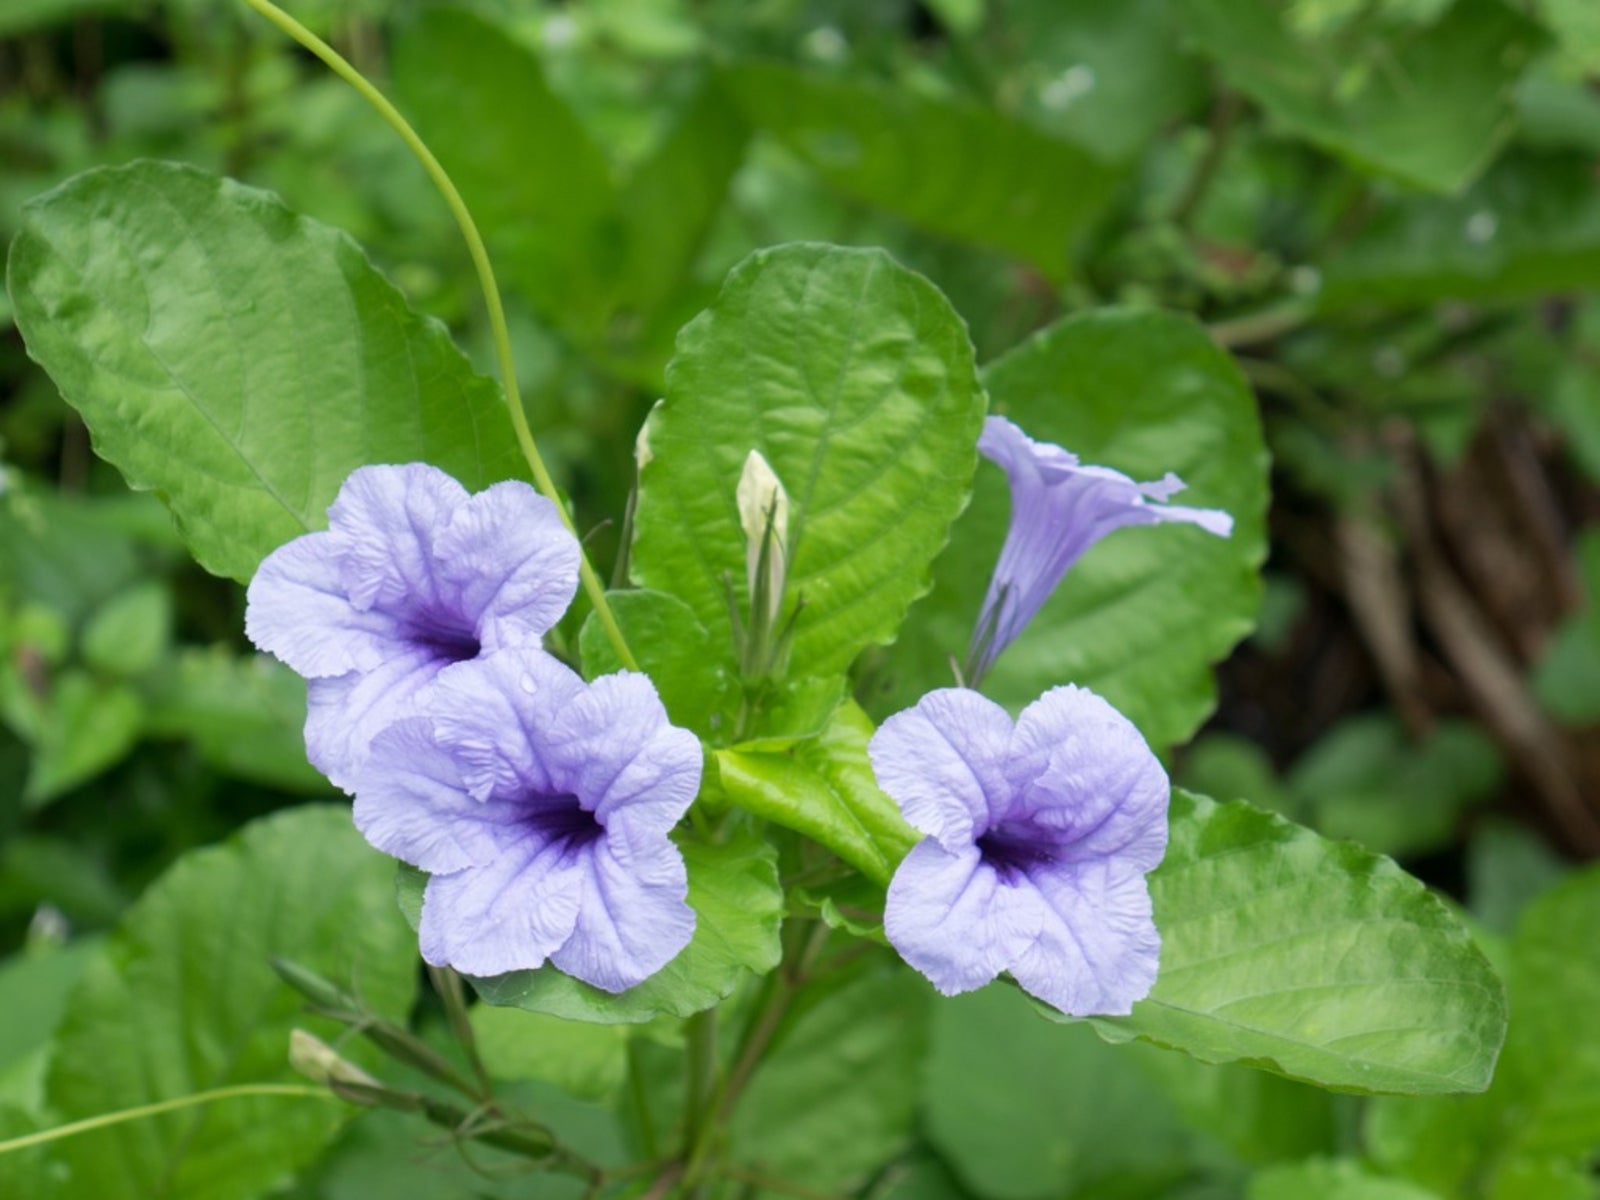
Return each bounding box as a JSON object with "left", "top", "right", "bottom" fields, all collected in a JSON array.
[
  {"left": 736, "top": 450, "right": 790, "bottom": 633},
  {"left": 289, "top": 1029, "right": 382, "bottom": 1102}
]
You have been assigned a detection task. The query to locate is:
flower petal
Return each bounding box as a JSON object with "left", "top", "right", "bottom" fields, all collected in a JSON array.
[
  {"left": 326, "top": 463, "right": 468, "bottom": 613},
  {"left": 423, "top": 650, "right": 584, "bottom": 802},
  {"left": 435, "top": 481, "right": 580, "bottom": 650},
  {"left": 417, "top": 831, "right": 588, "bottom": 978},
  {"left": 244, "top": 532, "right": 407, "bottom": 677},
  {"left": 1007, "top": 858, "right": 1160, "bottom": 1016},
  {"left": 353, "top": 719, "right": 516, "bottom": 873},
  {"left": 1006, "top": 684, "right": 1169, "bottom": 871},
  {"left": 551, "top": 832, "right": 693, "bottom": 993},
  {"left": 302, "top": 648, "right": 444, "bottom": 792},
  {"left": 869, "top": 688, "right": 1014, "bottom": 848},
  {"left": 543, "top": 671, "right": 701, "bottom": 839},
  {"left": 884, "top": 838, "right": 1041, "bottom": 996}
]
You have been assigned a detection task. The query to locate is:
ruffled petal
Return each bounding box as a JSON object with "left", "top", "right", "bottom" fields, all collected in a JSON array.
[
  {"left": 244, "top": 532, "right": 408, "bottom": 677},
  {"left": 435, "top": 481, "right": 581, "bottom": 651},
  {"left": 326, "top": 463, "right": 468, "bottom": 614},
  {"left": 551, "top": 831, "right": 693, "bottom": 993},
  {"left": 302, "top": 648, "right": 445, "bottom": 792},
  {"left": 868, "top": 689, "right": 1014, "bottom": 848},
  {"left": 1006, "top": 684, "right": 1169, "bottom": 872},
  {"left": 424, "top": 650, "right": 584, "bottom": 802},
  {"left": 884, "top": 838, "right": 1041, "bottom": 996},
  {"left": 353, "top": 719, "right": 518, "bottom": 873},
  {"left": 416, "top": 830, "right": 587, "bottom": 978},
  {"left": 1007, "top": 858, "right": 1160, "bottom": 1016},
  {"left": 543, "top": 671, "right": 701, "bottom": 839}
]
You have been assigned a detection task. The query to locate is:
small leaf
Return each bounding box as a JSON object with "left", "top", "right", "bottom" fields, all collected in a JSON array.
[
  {"left": 1078, "top": 791, "right": 1507, "bottom": 1095},
  {"left": 717, "top": 700, "right": 917, "bottom": 886},
  {"left": 80, "top": 581, "right": 171, "bottom": 678},
  {"left": 8, "top": 161, "right": 526, "bottom": 583}
]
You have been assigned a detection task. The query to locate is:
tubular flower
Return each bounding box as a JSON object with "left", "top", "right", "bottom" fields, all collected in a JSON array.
[
  {"left": 353, "top": 648, "right": 700, "bottom": 990},
  {"left": 245, "top": 463, "right": 579, "bottom": 790},
  {"left": 968, "top": 416, "right": 1232, "bottom": 684},
  {"left": 870, "top": 684, "right": 1169, "bottom": 1016}
]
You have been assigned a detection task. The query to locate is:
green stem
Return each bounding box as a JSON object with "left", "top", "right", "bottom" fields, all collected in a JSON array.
[
  {"left": 239, "top": 0, "right": 637, "bottom": 672},
  {"left": 0, "top": 1084, "right": 334, "bottom": 1156}
]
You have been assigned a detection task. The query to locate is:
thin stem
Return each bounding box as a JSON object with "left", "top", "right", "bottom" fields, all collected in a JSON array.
[
  {"left": 239, "top": 0, "right": 637, "bottom": 672},
  {"left": 0, "top": 1084, "right": 334, "bottom": 1156},
  {"left": 1172, "top": 89, "right": 1242, "bottom": 228}
]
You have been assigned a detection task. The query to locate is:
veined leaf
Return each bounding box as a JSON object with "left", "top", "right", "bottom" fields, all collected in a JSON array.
[{"left": 8, "top": 161, "right": 525, "bottom": 583}]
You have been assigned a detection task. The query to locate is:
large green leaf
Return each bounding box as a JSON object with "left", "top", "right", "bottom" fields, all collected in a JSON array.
[
  {"left": 1320, "top": 152, "right": 1600, "bottom": 309},
  {"left": 391, "top": 8, "right": 617, "bottom": 335},
  {"left": 415, "top": 831, "right": 784, "bottom": 1024},
  {"left": 1365, "top": 864, "right": 1600, "bottom": 1192},
  {"left": 7, "top": 161, "right": 526, "bottom": 583},
  {"left": 716, "top": 700, "right": 917, "bottom": 886},
  {"left": 924, "top": 985, "right": 1219, "bottom": 1199},
  {"left": 720, "top": 63, "right": 1118, "bottom": 280},
  {"left": 1179, "top": 0, "right": 1546, "bottom": 193},
  {"left": 1080, "top": 791, "right": 1507, "bottom": 1095},
  {"left": 880, "top": 309, "right": 1267, "bottom": 749},
  {"left": 45, "top": 806, "right": 417, "bottom": 1200},
  {"left": 630, "top": 243, "right": 986, "bottom": 683},
  {"left": 728, "top": 957, "right": 931, "bottom": 1194}
]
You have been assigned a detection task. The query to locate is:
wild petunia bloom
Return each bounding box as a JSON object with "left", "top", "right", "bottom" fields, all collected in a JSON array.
[
  {"left": 354, "top": 648, "right": 700, "bottom": 989},
  {"left": 968, "top": 416, "right": 1233, "bottom": 683},
  {"left": 245, "top": 463, "right": 580, "bottom": 790},
  {"left": 871, "top": 684, "right": 1168, "bottom": 1015}
]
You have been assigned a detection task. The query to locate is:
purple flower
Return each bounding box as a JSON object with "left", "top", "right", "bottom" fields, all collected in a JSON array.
[
  {"left": 969, "top": 416, "right": 1233, "bottom": 684},
  {"left": 353, "top": 648, "right": 700, "bottom": 989},
  {"left": 245, "top": 464, "right": 580, "bottom": 790},
  {"left": 871, "top": 684, "right": 1168, "bottom": 1015}
]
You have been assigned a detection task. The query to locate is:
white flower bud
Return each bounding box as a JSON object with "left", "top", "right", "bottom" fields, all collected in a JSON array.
[{"left": 736, "top": 449, "right": 790, "bottom": 631}]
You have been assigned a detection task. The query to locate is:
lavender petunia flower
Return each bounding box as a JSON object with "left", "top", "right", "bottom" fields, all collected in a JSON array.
[
  {"left": 245, "top": 463, "right": 580, "bottom": 790},
  {"left": 871, "top": 684, "right": 1168, "bottom": 1015},
  {"left": 968, "top": 415, "right": 1233, "bottom": 684},
  {"left": 354, "top": 648, "right": 701, "bottom": 989}
]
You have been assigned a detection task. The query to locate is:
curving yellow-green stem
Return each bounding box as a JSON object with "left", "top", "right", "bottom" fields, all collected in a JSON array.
[
  {"left": 240, "top": 0, "right": 638, "bottom": 671},
  {"left": 0, "top": 1084, "right": 335, "bottom": 1157}
]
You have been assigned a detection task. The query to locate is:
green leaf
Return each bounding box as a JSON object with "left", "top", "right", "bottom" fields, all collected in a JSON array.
[
  {"left": 1080, "top": 791, "right": 1507, "bottom": 1095},
  {"left": 1467, "top": 820, "right": 1569, "bottom": 938},
  {"left": 880, "top": 309, "right": 1268, "bottom": 749},
  {"left": 631, "top": 244, "right": 986, "bottom": 683},
  {"left": 716, "top": 700, "right": 918, "bottom": 886},
  {"left": 1548, "top": 307, "right": 1600, "bottom": 485},
  {"left": 1287, "top": 714, "right": 1502, "bottom": 857},
  {"left": 924, "top": 985, "right": 1218, "bottom": 1199},
  {"left": 1180, "top": 0, "right": 1546, "bottom": 193},
  {"left": 390, "top": 9, "right": 618, "bottom": 335},
  {"left": 1248, "top": 1158, "right": 1442, "bottom": 1200},
  {"left": 1532, "top": 527, "right": 1600, "bottom": 724},
  {"left": 1365, "top": 864, "right": 1600, "bottom": 1191},
  {"left": 578, "top": 589, "right": 731, "bottom": 739},
  {"left": 1319, "top": 152, "right": 1600, "bottom": 309},
  {"left": 446, "top": 832, "right": 783, "bottom": 1024},
  {"left": 729, "top": 957, "right": 931, "bottom": 1193},
  {"left": 45, "top": 806, "right": 417, "bottom": 1200},
  {"left": 8, "top": 161, "right": 526, "bottom": 583},
  {"left": 0, "top": 0, "right": 134, "bottom": 37},
  {"left": 80, "top": 581, "right": 171, "bottom": 678},
  {"left": 720, "top": 64, "right": 1119, "bottom": 279},
  {"left": 1003, "top": 0, "right": 1206, "bottom": 162},
  {"left": 142, "top": 648, "right": 329, "bottom": 794},
  {"left": 23, "top": 670, "right": 142, "bottom": 806},
  {"left": 1542, "top": 0, "right": 1600, "bottom": 72},
  {"left": 468, "top": 1005, "right": 630, "bottom": 1103}
]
